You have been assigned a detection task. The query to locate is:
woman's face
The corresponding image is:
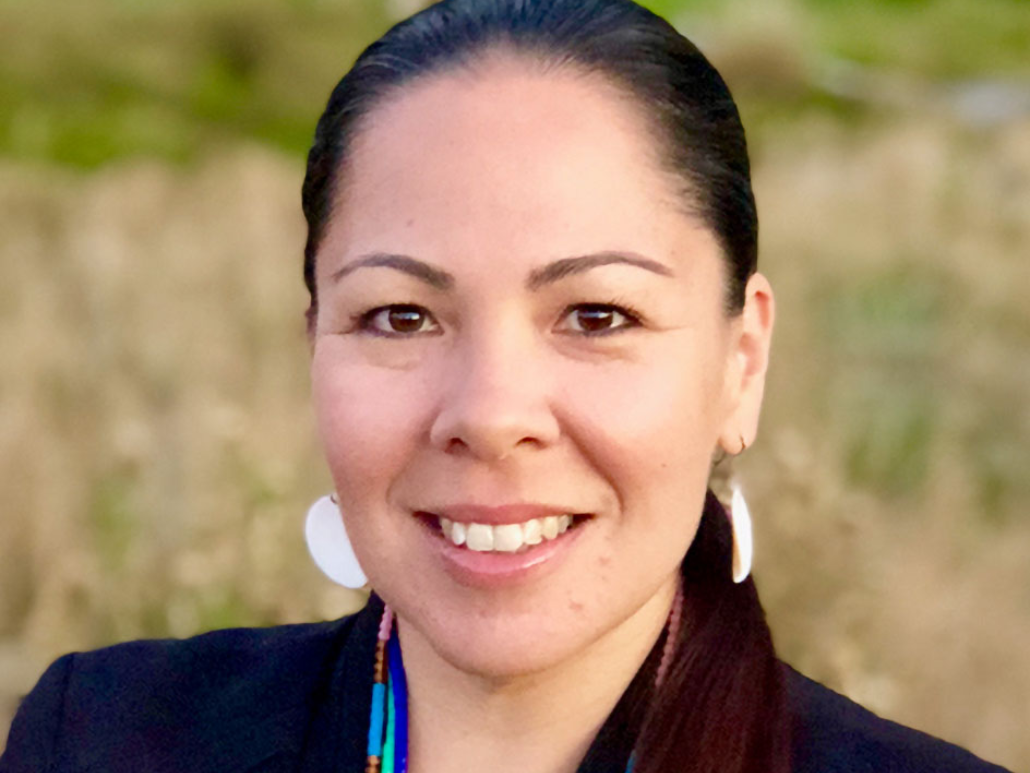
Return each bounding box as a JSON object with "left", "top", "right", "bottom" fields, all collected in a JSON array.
[{"left": 310, "top": 59, "right": 772, "bottom": 678}]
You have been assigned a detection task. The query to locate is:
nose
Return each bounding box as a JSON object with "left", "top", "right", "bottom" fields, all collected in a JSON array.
[{"left": 429, "top": 326, "right": 560, "bottom": 461}]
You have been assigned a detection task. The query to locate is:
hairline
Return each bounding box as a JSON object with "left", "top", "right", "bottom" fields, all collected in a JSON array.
[{"left": 309, "top": 43, "right": 739, "bottom": 325}]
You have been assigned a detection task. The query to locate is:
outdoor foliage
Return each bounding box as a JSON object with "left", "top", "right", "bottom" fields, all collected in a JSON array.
[{"left": 1, "top": 0, "right": 1027, "bottom": 768}]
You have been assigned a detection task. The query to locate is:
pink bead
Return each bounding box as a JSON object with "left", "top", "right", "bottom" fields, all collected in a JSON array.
[
  {"left": 378, "top": 606, "right": 394, "bottom": 642},
  {"left": 655, "top": 581, "right": 684, "bottom": 688}
]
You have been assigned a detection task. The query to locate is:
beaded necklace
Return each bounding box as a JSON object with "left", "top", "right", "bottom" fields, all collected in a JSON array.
[{"left": 365, "top": 584, "right": 683, "bottom": 773}]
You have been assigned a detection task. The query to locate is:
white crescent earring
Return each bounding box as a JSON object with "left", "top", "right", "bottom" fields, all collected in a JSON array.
[
  {"left": 730, "top": 482, "right": 753, "bottom": 584},
  {"left": 304, "top": 495, "right": 368, "bottom": 589}
]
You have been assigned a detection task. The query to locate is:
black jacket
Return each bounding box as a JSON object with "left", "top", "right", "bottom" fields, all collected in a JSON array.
[{"left": 0, "top": 596, "right": 1011, "bottom": 773}]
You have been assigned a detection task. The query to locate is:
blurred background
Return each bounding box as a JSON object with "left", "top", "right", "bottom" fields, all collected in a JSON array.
[{"left": 1, "top": 0, "right": 1028, "bottom": 766}]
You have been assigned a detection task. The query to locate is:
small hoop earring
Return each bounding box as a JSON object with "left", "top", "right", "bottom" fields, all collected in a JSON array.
[
  {"left": 729, "top": 482, "right": 753, "bottom": 584},
  {"left": 714, "top": 433, "right": 748, "bottom": 466},
  {"left": 304, "top": 495, "right": 369, "bottom": 589}
]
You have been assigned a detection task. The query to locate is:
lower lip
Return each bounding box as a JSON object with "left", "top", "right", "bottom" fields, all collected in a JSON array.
[{"left": 419, "top": 519, "right": 588, "bottom": 588}]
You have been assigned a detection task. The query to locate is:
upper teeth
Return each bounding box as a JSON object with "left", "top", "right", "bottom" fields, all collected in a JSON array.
[{"left": 438, "top": 515, "right": 575, "bottom": 552}]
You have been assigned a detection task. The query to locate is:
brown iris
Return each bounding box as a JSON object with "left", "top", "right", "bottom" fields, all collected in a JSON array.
[
  {"left": 386, "top": 305, "right": 427, "bottom": 334},
  {"left": 574, "top": 305, "right": 619, "bottom": 333}
]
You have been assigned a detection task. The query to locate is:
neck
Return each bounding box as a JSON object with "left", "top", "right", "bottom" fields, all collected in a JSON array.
[{"left": 399, "top": 577, "right": 678, "bottom": 773}]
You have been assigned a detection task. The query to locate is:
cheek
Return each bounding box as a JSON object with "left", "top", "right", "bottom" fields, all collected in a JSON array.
[
  {"left": 558, "top": 342, "right": 726, "bottom": 468},
  {"left": 310, "top": 342, "right": 429, "bottom": 502}
]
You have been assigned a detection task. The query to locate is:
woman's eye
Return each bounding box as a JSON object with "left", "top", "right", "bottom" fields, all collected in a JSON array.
[
  {"left": 356, "top": 304, "right": 439, "bottom": 337},
  {"left": 352, "top": 302, "right": 640, "bottom": 338},
  {"left": 561, "top": 303, "right": 641, "bottom": 336}
]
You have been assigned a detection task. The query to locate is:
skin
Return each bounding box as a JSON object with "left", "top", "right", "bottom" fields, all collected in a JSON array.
[{"left": 309, "top": 56, "right": 774, "bottom": 773}]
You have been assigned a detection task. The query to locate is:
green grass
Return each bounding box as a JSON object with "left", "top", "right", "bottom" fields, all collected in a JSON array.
[
  {"left": 2, "top": 0, "right": 1027, "bottom": 167},
  {"left": 0, "top": 0, "right": 394, "bottom": 166},
  {"left": 814, "top": 264, "right": 947, "bottom": 496},
  {"left": 800, "top": 0, "right": 1030, "bottom": 79}
]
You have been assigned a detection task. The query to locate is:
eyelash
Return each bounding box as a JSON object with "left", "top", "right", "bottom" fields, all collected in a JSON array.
[{"left": 351, "top": 300, "right": 645, "bottom": 339}]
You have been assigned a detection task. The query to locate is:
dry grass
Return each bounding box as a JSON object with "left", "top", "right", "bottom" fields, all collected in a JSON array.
[
  {"left": 2, "top": 117, "right": 1028, "bottom": 768},
  {"left": 749, "top": 117, "right": 1030, "bottom": 769},
  {"left": 0, "top": 145, "right": 369, "bottom": 732}
]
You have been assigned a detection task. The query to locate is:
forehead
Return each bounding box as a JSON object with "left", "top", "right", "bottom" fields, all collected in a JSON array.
[{"left": 323, "top": 55, "right": 712, "bottom": 278}]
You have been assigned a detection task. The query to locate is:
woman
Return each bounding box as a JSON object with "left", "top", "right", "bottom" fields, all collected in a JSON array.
[{"left": 0, "top": 1, "right": 1013, "bottom": 771}]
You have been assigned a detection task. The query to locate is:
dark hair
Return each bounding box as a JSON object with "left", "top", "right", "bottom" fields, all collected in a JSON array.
[
  {"left": 301, "top": 2, "right": 787, "bottom": 772},
  {"left": 302, "top": 0, "right": 758, "bottom": 326}
]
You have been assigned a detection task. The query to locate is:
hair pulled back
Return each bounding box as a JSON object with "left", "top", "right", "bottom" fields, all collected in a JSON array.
[
  {"left": 301, "top": 2, "right": 789, "bottom": 772},
  {"left": 302, "top": 0, "right": 758, "bottom": 323}
]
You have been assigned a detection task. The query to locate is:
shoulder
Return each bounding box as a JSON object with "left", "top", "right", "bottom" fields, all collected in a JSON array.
[
  {"left": 785, "top": 665, "right": 1012, "bottom": 773},
  {"left": 61, "top": 616, "right": 358, "bottom": 720},
  {"left": 1, "top": 610, "right": 371, "bottom": 773},
  {"left": 60, "top": 615, "right": 357, "bottom": 704}
]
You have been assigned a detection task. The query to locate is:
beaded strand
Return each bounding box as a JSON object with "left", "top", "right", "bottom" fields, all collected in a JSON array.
[
  {"left": 654, "top": 580, "right": 684, "bottom": 689},
  {"left": 626, "top": 581, "right": 684, "bottom": 773},
  {"left": 365, "top": 606, "right": 394, "bottom": 773},
  {"left": 386, "top": 629, "right": 409, "bottom": 773}
]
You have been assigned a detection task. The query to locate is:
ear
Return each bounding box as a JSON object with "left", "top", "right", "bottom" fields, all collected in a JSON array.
[{"left": 717, "top": 272, "right": 775, "bottom": 455}]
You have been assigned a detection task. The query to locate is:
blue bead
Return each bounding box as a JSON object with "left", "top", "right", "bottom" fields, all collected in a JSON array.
[{"left": 367, "top": 682, "right": 387, "bottom": 757}]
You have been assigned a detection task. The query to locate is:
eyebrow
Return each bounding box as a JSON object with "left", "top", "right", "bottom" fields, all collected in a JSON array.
[
  {"left": 330, "top": 252, "right": 454, "bottom": 290},
  {"left": 329, "top": 250, "right": 675, "bottom": 290}
]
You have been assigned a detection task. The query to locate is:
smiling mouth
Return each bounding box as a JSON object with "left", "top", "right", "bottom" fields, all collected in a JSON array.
[{"left": 416, "top": 512, "right": 592, "bottom": 553}]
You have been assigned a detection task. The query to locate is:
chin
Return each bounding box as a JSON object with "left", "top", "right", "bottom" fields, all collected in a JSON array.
[
  {"left": 386, "top": 583, "right": 602, "bottom": 680},
  {"left": 426, "top": 618, "right": 589, "bottom": 680},
  {"left": 369, "top": 532, "right": 676, "bottom": 682}
]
